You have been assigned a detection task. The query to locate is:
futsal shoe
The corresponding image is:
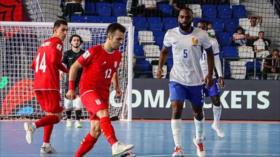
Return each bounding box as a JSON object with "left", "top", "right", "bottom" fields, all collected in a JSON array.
[
  {"left": 66, "top": 119, "right": 72, "bottom": 128},
  {"left": 120, "top": 150, "right": 136, "bottom": 157},
  {"left": 40, "top": 143, "right": 55, "bottom": 154},
  {"left": 212, "top": 123, "right": 225, "bottom": 138},
  {"left": 112, "top": 142, "right": 134, "bottom": 156},
  {"left": 172, "top": 146, "right": 185, "bottom": 157},
  {"left": 193, "top": 138, "right": 206, "bottom": 157},
  {"left": 24, "top": 122, "right": 35, "bottom": 144}
]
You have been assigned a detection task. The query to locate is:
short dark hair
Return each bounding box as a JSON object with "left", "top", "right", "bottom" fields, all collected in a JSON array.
[
  {"left": 69, "top": 34, "right": 83, "bottom": 43},
  {"left": 106, "top": 23, "right": 126, "bottom": 35},
  {"left": 53, "top": 19, "right": 68, "bottom": 29}
]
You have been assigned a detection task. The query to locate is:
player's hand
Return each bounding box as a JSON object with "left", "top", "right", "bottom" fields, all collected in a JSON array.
[
  {"left": 218, "top": 77, "right": 225, "bottom": 88},
  {"left": 156, "top": 68, "right": 163, "bottom": 79},
  {"left": 205, "top": 74, "right": 213, "bottom": 88},
  {"left": 115, "top": 87, "right": 122, "bottom": 98},
  {"left": 66, "top": 90, "right": 76, "bottom": 100}
]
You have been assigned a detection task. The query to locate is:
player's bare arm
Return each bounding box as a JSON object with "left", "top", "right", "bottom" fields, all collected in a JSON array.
[
  {"left": 66, "top": 60, "right": 82, "bottom": 100},
  {"left": 205, "top": 47, "right": 214, "bottom": 87},
  {"left": 157, "top": 47, "right": 169, "bottom": 79},
  {"left": 112, "top": 72, "right": 122, "bottom": 97}
]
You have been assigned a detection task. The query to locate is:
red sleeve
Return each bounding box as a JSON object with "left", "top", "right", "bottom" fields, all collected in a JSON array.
[
  {"left": 77, "top": 48, "right": 94, "bottom": 67},
  {"left": 59, "top": 64, "right": 68, "bottom": 73}
]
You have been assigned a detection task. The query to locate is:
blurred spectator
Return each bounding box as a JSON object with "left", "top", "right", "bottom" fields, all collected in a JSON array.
[
  {"left": 253, "top": 31, "right": 270, "bottom": 58},
  {"left": 59, "top": 0, "right": 84, "bottom": 20},
  {"left": 127, "top": 0, "right": 161, "bottom": 16},
  {"left": 245, "top": 16, "right": 262, "bottom": 46},
  {"left": 232, "top": 26, "right": 246, "bottom": 46},
  {"left": 262, "top": 49, "right": 280, "bottom": 79}
]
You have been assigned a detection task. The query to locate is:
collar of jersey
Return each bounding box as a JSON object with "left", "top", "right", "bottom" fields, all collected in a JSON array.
[{"left": 179, "top": 27, "right": 194, "bottom": 35}]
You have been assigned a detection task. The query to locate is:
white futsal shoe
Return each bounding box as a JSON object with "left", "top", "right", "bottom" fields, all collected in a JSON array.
[
  {"left": 212, "top": 123, "right": 225, "bottom": 138},
  {"left": 40, "top": 143, "right": 55, "bottom": 154},
  {"left": 172, "top": 146, "right": 185, "bottom": 157},
  {"left": 112, "top": 142, "right": 134, "bottom": 156},
  {"left": 24, "top": 122, "right": 36, "bottom": 144},
  {"left": 75, "top": 120, "right": 82, "bottom": 128},
  {"left": 66, "top": 119, "right": 72, "bottom": 128},
  {"left": 193, "top": 138, "right": 206, "bottom": 157}
]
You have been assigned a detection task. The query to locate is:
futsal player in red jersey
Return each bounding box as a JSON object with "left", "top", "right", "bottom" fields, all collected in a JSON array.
[
  {"left": 24, "top": 19, "right": 68, "bottom": 154},
  {"left": 66, "top": 23, "right": 134, "bottom": 157}
]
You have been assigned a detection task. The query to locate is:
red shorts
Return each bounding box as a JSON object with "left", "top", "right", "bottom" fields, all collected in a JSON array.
[
  {"left": 81, "top": 90, "right": 108, "bottom": 120},
  {"left": 35, "top": 90, "right": 63, "bottom": 113}
]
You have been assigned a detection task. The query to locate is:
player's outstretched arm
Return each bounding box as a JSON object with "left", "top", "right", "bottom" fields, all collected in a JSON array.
[
  {"left": 66, "top": 61, "right": 82, "bottom": 100},
  {"left": 156, "top": 47, "right": 169, "bottom": 79}
]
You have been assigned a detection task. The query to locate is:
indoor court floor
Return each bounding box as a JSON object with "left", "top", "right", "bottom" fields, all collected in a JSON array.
[{"left": 0, "top": 120, "right": 279, "bottom": 157}]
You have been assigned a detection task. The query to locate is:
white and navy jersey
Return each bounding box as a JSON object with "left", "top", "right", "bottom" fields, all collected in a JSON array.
[
  {"left": 200, "top": 37, "right": 220, "bottom": 78},
  {"left": 163, "top": 27, "right": 212, "bottom": 86}
]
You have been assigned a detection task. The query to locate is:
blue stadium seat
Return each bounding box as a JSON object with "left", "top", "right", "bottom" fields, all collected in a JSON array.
[
  {"left": 96, "top": 2, "right": 111, "bottom": 16},
  {"left": 100, "top": 16, "right": 116, "bottom": 23},
  {"left": 71, "top": 15, "right": 87, "bottom": 22},
  {"left": 217, "top": 5, "right": 232, "bottom": 19},
  {"left": 222, "top": 46, "right": 238, "bottom": 58},
  {"left": 232, "top": 5, "right": 247, "bottom": 18},
  {"left": 153, "top": 30, "right": 165, "bottom": 48},
  {"left": 217, "top": 32, "right": 232, "bottom": 47},
  {"left": 86, "top": 16, "right": 102, "bottom": 23},
  {"left": 202, "top": 5, "right": 217, "bottom": 18},
  {"left": 147, "top": 17, "right": 162, "bottom": 31},
  {"left": 192, "top": 17, "right": 202, "bottom": 27},
  {"left": 134, "top": 59, "right": 153, "bottom": 78},
  {"left": 211, "top": 19, "right": 224, "bottom": 32},
  {"left": 112, "top": 3, "right": 126, "bottom": 17},
  {"left": 162, "top": 17, "right": 177, "bottom": 30},
  {"left": 133, "top": 16, "right": 148, "bottom": 30},
  {"left": 224, "top": 19, "right": 239, "bottom": 32},
  {"left": 84, "top": 2, "right": 95, "bottom": 15},
  {"left": 158, "top": 3, "right": 173, "bottom": 17}
]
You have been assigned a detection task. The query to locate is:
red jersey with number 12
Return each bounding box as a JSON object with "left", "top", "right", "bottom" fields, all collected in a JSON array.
[
  {"left": 31, "top": 37, "right": 64, "bottom": 91},
  {"left": 78, "top": 45, "right": 122, "bottom": 96}
]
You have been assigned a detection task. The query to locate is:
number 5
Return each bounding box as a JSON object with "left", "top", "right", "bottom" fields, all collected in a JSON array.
[{"left": 183, "top": 49, "right": 188, "bottom": 58}]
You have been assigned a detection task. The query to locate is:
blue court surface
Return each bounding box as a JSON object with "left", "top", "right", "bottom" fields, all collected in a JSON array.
[{"left": 0, "top": 120, "right": 279, "bottom": 157}]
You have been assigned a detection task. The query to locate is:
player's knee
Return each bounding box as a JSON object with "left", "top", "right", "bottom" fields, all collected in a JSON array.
[
  {"left": 96, "top": 109, "right": 109, "bottom": 119},
  {"left": 171, "top": 105, "right": 183, "bottom": 119},
  {"left": 193, "top": 110, "right": 204, "bottom": 121},
  {"left": 211, "top": 96, "right": 221, "bottom": 106}
]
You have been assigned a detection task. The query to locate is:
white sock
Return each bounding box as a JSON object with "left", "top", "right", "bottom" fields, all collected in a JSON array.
[
  {"left": 171, "top": 119, "right": 182, "bottom": 147},
  {"left": 213, "top": 105, "right": 222, "bottom": 125},
  {"left": 194, "top": 117, "right": 204, "bottom": 141}
]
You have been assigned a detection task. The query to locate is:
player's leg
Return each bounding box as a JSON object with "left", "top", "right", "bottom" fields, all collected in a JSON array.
[
  {"left": 81, "top": 91, "right": 134, "bottom": 156},
  {"left": 73, "top": 96, "right": 83, "bottom": 128},
  {"left": 208, "top": 79, "right": 224, "bottom": 138},
  {"left": 75, "top": 118, "right": 101, "bottom": 157},
  {"left": 24, "top": 91, "right": 62, "bottom": 145},
  {"left": 169, "top": 82, "right": 186, "bottom": 157},
  {"left": 189, "top": 85, "right": 206, "bottom": 157},
  {"left": 64, "top": 96, "right": 73, "bottom": 127}
]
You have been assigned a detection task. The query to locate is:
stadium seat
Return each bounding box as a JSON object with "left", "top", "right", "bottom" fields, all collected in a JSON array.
[
  {"left": 138, "top": 31, "right": 155, "bottom": 44},
  {"left": 84, "top": 2, "right": 95, "bottom": 15},
  {"left": 96, "top": 2, "right": 112, "bottom": 17},
  {"left": 133, "top": 16, "right": 148, "bottom": 30},
  {"left": 192, "top": 17, "right": 202, "bottom": 27},
  {"left": 224, "top": 19, "right": 239, "bottom": 32},
  {"left": 117, "top": 16, "right": 132, "bottom": 24},
  {"left": 153, "top": 30, "right": 164, "bottom": 48},
  {"left": 239, "top": 18, "right": 250, "bottom": 30},
  {"left": 217, "top": 32, "right": 232, "bottom": 47},
  {"left": 238, "top": 46, "right": 254, "bottom": 62},
  {"left": 147, "top": 17, "right": 162, "bottom": 31},
  {"left": 230, "top": 61, "right": 247, "bottom": 79},
  {"left": 134, "top": 59, "right": 153, "bottom": 78},
  {"left": 112, "top": 3, "right": 126, "bottom": 17},
  {"left": 211, "top": 19, "right": 224, "bottom": 32},
  {"left": 217, "top": 5, "right": 232, "bottom": 19},
  {"left": 143, "top": 44, "right": 161, "bottom": 62},
  {"left": 202, "top": 5, "right": 217, "bottom": 18},
  {"left": 99, "top": 16, "right": 116, "bottom": 23},
  {"left": 222, "top": 46, "right": 238, "bottom": 58},
  {"left": 86, "top": 16, "right": 102, "bottom": 23},
  {"left": 162, "top": 17, "right": 177, "bottom": 30},
  {"left": 189, "top": 4, "right": 202, "bottom": 17},
  {"left": 232, "top": 5, "right": 247, "bottom": 18},
  {"left": 158, "top": 3, "right": 173, "bottom": 17},
  {"left": 71, "top": 15, "right": 87, "bottom": 22}
]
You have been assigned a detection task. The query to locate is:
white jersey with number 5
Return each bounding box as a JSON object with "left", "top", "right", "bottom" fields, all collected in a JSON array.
[
  {"left": 163, "top": 27, "right": 212, "bottom": 86},
  {"left": 200, "top": 37, "right": 220, "bottom": 78}
]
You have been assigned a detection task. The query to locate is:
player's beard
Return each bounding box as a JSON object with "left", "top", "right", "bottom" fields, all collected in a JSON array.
[{"left": 179, "top": 22, "right": 192, "bottom": 32}]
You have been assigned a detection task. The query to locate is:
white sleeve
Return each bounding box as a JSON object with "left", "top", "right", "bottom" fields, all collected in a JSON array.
[
  {"left": 211, "top": 38, "right": 220, "bottom": 55},
  {"left": 214, "top": 54, "right": 223, "bottom": 77},
  {"left": 200, "top": 31, "right": 212, "bottom": 50},
  {"left": 163, "top": 30, "right": 172, "bottom": 48}
]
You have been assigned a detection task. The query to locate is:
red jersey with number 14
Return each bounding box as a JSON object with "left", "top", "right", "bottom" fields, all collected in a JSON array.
[
  {"left": 78, "top": 45, "right": 122, "bottom": 96},
  {"left": 31, "top": 37, "right": 64, "bottom": 91}
]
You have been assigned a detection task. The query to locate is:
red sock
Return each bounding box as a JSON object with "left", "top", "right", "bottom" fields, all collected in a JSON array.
[
  {"left": 75, "top": 133, "right": 97, "bottom": 157},
  {"left": 43, "top": 125, "right": 54, "bottom": 143},
  {"left": 35, "top": 115, "right": 60, "bottom": 128},
  {"left": 100, "top": 117, "right": 117, "bottom": 145}
]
